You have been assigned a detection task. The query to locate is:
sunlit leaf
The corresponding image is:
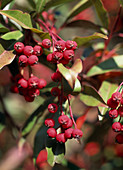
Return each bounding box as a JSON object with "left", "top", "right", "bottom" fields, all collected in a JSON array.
[{"left": 1, "top": 30, "right": 23, "bottom": 40}]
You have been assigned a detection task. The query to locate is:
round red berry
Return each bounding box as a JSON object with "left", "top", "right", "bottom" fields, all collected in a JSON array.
[
  {"left": 52, "top": 51, "right": 63, "bottom": 62},
  {"left": 51, "top": 87, "right": 60, "bottom": 97},
  {"left": 112, "top": 122, "right": 122, "bottom": 132},
  {"left": 62, "top": 118, "right": 73, "bottom": 129},
  {"left": 45, "top": 118, "right": 55, "bottom": 127},
  {"left": 56, "top": 133, "right": 66, "bottom": 143},
  {"left": 18, "top": 87, "right": 28, "bottom": 96},
  {"left": 18, "top": 78, "right": 28, "bottom": 88},
  {"left": 42, "top": 39, "right": 51, "bottom": 49},
  {"left": 65, "top": 128, "right": 73, "bottom": 139},
  {"left": 111, "top": 91, "right": 122, "bottom": 103},
  {"left": 24, "top": 95, "right": 35, "bottom": 102},
  {"left": 23, "top": 46, "right": 33, "bottom": 56},
  {"left": 117, "top": 106, "right": 123, "bottom": 117},
  {"left": 33, "top": 45, "right": 43, "bottom": 56},
  {"left": 28, "top": 55, "right": 38, "bottom": 65},
  {"left": 47, "top": 128, "right": 57, "bottom": 138},
  {"left": 11, "top": 85, "right": 19, "bottom": 93},
  {"left": 51, "top": 72, "right": 62, "bottom": 82},
  {"left": 58, "top": 115, "right": 69, "bottom": 125},
  {"left": 38, "top": 79, "right": 47, "bottom": 89},
  {"left": 63, "top": 50, "right": 74, "bottom": 60},
  {"left": 115, "top": 133, "right": 123, "bottom": 144},
  {"left": 19, "top": 55, "right": 28, "bottom": 67},
  {"left": 47, "top": 53, "right": 53, "bottom": 62},
  {"left": 48, "top": 103, "right": 58, "bottom": 113},
  {"left": 107, "top": 98, "right": 119, "bottom": 109},
  {"left": 109, "top": 109, "right": 118, "bottom": 119},
  {"left": 28, "top": 76, "right": 39, "bottom": 88},
  {"left": 65, "top": 40, "right": 77, "bottom": 50},
  {"left": 59, "top": 58, "right": 69, "bottom": 65},
  {"left": 55, "top": 40, "right": 65, "bottom": 51},
  {"left": 36, "top": 149, "right": 47, "bottom": 169},
  {"left": 28, "top": 88, "right": 40, "bottom": 97},
  {"left": 14, "top": 42, "right": 24, "bottom": 53},
  {"left": 72, "top": 129, "right": 83, "bottom": 139}
]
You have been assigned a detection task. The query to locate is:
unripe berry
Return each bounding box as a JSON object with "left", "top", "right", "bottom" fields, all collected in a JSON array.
[
  {"left": 28, "top": 55, "right": 38, "bottom": 65},
  {"left": 23, "top": 46, "right": 33, "bottom": 56},
  {"left": 117, "top": 106, "right": 123, "bottom": 117},
  {"left": 19, "top": 55, "right": 28, "bottom": 67},
  {"left": 33, "top": 45, "right": 43, "bottom": 56},
  {"left": 28, "top": 88, "right": 40, "bottom": 97},
  {"left": 52, "top": 51, "right": 63, "bottom": 62},
  {"left": 45, "top": 118, "right": 55, "bottom": 127},
  {"left": 38, "top": 79, "right": 47, "bottom": 89},
  {"left": 42, "top": 39, "right": 51, "bottom": 49},
  {"left": 65, "top": 40, "right": 77, "bottom": 50},
  {"left": 107, "top": 98, "right": 119, "bottom": 109},
  {"left": 51, "top": 72, "right": 62, "bottom": 82},
  {"left": 51, "top": 87, "right": 60, "bottom": 97},
  {"left": 112, "top": 122, "right": 122, "bottom": 132},
  {"left": 47, "top": 128, "right": 57, "bottom": 138},
  {"left": 48, "top": 103, "right": 58, "bottom": 113},
  {"left": 55, "top": 40, "right": 65, "bottom": 51},
  {"left": 58, "top": 115, "right": 69, "bottom": 125},
  {"left": 65, "top": 128, "right": 73, "bottom": 139},
  {"left": 47, "top": 53, "right": 53, "bottom": 62},
  {"left": 115, "top": 133, "right": 123, "bottom": 144},
  {"left": 18, "top": 78, "right": 28, "bottom": 88},
  {"left": 56, "top": 133, "right": 66, "bottom": 143},
  {"left": 72, "top": 129, "right": 83, "bottom": 139},
  {"left": 24, "top": 95, "right": 35, "bottom": 102},
  {"left": 111, "top": 91, "right": 122, "bottom": 103},
  {"left": 14, "top": 42, "right": 24, "bottom": 53},
  {"left": 63, "top": 50, "right": 74, "bottom": 60},
  {"left": 62, "top": 118, "right": 73, "bottom": 129},
  {"left": 28, "top": 76, "right": 39, "bottom": 88},
  {"left": 109, "top": 109, "right": 118, "bottom": 119}
]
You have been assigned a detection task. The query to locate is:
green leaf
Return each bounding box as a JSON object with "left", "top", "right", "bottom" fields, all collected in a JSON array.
[
  {"left": 73, "top": 32, "right": 108, "bottom": 48},
  {"left": 64, "top": 0, "right": 92, "bottom": 23},
  {"left": 0, "top": 23, "right": 9, "bottom": 33},
  {"left": 91, "top": 0, "right": 108, "bottom": 28},
  {"left": 0, "top": 44, "right": 15, "bottom": 70},
  {"left": 46, "top": 147, "right": 55, "bottom": 166},
  {"left": 1, "top": 30, "right": 23, "bottom": 40},
  {"left": 36, "top": 0, "right": 46, "bottom": 13},
  {"left": 87, "top": 55, "right": 123, "bottom": 77},
  {"left": 0, "top": 0, "right": 13, "bottom": 9},
  {"left": 119, "top": 0, "right": 123, "bottom": 6},
  {"left": 27, "top": 0, "right": 36, "bottom": 9},
  {"left": 80, "top": 84, "right": 106, "bottom": 106}
]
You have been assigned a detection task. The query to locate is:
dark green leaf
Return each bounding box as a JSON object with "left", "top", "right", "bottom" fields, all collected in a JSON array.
[
  {"left": 27, "top": 0, "right": 36, "bottom": 9},
  {"left": 0, "top": 23, "right": 9, "bottom": 33},
  {"left": 0, "top": 0, "right": 13, "bottom": 9},
  {"left": 73, "top": 32, "right": 108, "bottom": 48},
  {"left": 87, "top": 55, "right": 123, "bottom": 77},
  {"left": 36, "top": 0, "right": 46, "bottom": 13},
  {"left": 1, "top": 30, "right": 23, "bottom": 40},
  {"left": 91, "top": 0, "right": 109, "bottom": 28}
]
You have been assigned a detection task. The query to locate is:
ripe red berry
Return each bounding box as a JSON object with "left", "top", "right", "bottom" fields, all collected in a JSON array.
[
  {"left": 47, "top": 53, "right": 53, "bottom": 62},
  {"left": 56, "top": 133, "right": 66, "bottom": 143},
  {"left": 42, "top": 39, "right": 51, "bottom": 49},
  {"left": 28, "top": 55, "right": 38, "bottom": 65},
  {"left": 62, "top": 118, "right": 73, "bottom": 129},
  {"left": 51, "top": 87, "right": 60, "bottom": 97},
  {"left": 10, "top": 85, "right": 19, "bottom": 93},
  {"left": 28, "top": 76, "right": 39, "bottom": 88},
  {"left": 19, "top": 87, "right": 28, "bottom": 96},
  {"left": 115, "top": 133, "right": 123, "bottom": 144},
  {"left": 48, "top": 103, "right": 58, "bottom": 113},
  {"left": 55, "top": 40, "right": 65, "bottom": 51},
  {"left": 23, "top": 46, "right": 33, "bottom": 56},
  {"left": 107, "top": 98, "right": 119, "bottom": 109},
  {"left": 59, "top": 58, "right": 69, "bottom": 65},
  {"left": 47, "top": 128, "right": 57, "bottom": 138},
  {"left": 36, "top": 149, "right": 47, "bottom": 169},
  {"left": 65, "top": 128, "right": 73, "bottom": 139},
  {"left": 28, "top": 88, "right": 40, "bottom": 97},
  {"left": 72, "top": 129, "right": 83, "bottom": 139},
  {"left": 24, "top": 95, "right": 35, "bottom": 102},
  {"left": 18, "top": 78, "right": 28, "bottom": 88},
  {"left": 63, "top": 50, "right": 74, "bottom": 60},
  {"left": 14, "top": 42, "right": 24, "bottom": 53},
  {"left": 19, "top": 55, "right": 28, "bottom": 67},
  {"left": 51, "top": 72, "right": 62, "bottom": 82},
  {"left": 52, "top": 51, "right": 63, "bottom": 62},
  {"left": 111, "top": 91, "right": 122, "bottom": 103},
  {"left": 65, "top": 40, "right": 77, "bottom": 50},
  {"left": 38, "top": 79, "right": 47, "bottom": 89},
  {"left": 117, "top": 106, "right": 123, "bottom": 117},
  {"left": 109, "top": 109, "right": 118, "bottom": 119},
  {"left": 112, "top": 122, "right": 122, "bottom": 132},
  {"left": 12, "top": 74, "right": 23, "bottom": 83},
  {"left": 58, "top": 115, "right": 69, "bottom": 125},
  {"left": 45, "top": 118, "right": 55, "bottom": 127},
  {"left": 33, "top": 45, "right": 43, "bottom": 56}
]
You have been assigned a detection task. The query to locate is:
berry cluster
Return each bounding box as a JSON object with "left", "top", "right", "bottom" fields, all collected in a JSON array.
[{"left": 107, "top": 90, "right": 123, "bottom": 144}]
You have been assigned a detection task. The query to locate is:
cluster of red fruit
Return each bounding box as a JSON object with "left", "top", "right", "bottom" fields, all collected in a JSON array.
[
  {"left": 107, "top": 91, "right": 123, "bottom": 144},
  {"left": 10, "top": 39, "right": 53, "bottom": 101}
]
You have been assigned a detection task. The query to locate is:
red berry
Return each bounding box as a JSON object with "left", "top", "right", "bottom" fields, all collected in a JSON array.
[
  {"left": 63, "top": 50, "right": 74, "bottom": 60},
  {"left": 18, "top": 78, "right": 28, "bottom": 88},
  {"left": 59, "top": 58, "right": 69, "bottom": 65},
  {"left": 28, "top": 88, "right": 40, "bottom": 97},
  {"left": 62, "top": 118, "right": 73, "bottom": 129},
  {"left": 23, "top": 46, "right": 33, "bottom": 56},
  {"left": 36, "top": 149, "right": 47, "bottom": 168},
  {"left": 65, "top": 128, "right": 73, "bottom": 139},
  {"left": 56, "top": 133, "right": 66, "bottom": 143},
  {"left": 28, "top": 76, "right": 39, "bottom": 88},
  {"left": 28, "top": 55, "right": 38, "bottom": 65},
  {"left": 111, "top": 91, "right": 122, "bottom": 103},
  {"left": 107, "top": 98, "right": 119, "bottom": 109},
  {"left": 52, "top": 51, "right": 63, "bottom": 62},
  {"left": 109, "top": 109, "right": 118, "bottom": 119},
  {"left": 45, "top": 118, "right": 55, "bottom": 127},
  {"left": 19, "top": 55, "right": 28, "bottom": 67},
  {"left": 47, "top": 53, "right": 53, "bottom": 62},
  {"left": 10, "top": 85, "right": 19, "bottom": 93},
  {"left": 112, "top": 122, "right": 122, "bottom": 132},
  {"left": 65, "top": 40, "right": 77, "bottom": 50},
  {"left": 12, "top": 74, "right": 23, "bottom": 83},
  {"left": 118, "top": 106, "right": 123, "bottom": 117},
  {"left": 14, "top": 42, "right": 24, "bottom": 53},
  {"left": 48, "top": 103, "right": 58, "bottom": 113},
  {"left": 33, "top": 45, "right": 43, "bottom": 56},
  {"left": 24, "top": 95, "right": 35, "bottom": 102},
  {"left": 42, "top": 39, "right": 51, "bottom": 49},
  {"left": 72, "top": 129, "right": 83, "bottom": 139},
  {"left": 51, "top": 72, "right": 62, "bottom": 82},
  {"left": 55, "top": 40, "right": 65, "bottom": 51},
  {"left": 58, "top": 115, "right": 69, "bottom": 125},
  {"left": 115, "top": 133, "right": 123, "bottom": 144},
  {"left": 51, "top": 87, "right": 60, "bottom": 97},
  {"left": 120, "top": 98, "right": 123, "bottom": 105},
  {"left": 19, "top": 87, "right": 28, "bottom": 96},
  {"left": 38, "top": 79, "right": 47, "bottom": 89},
  {"left": 47, "top": 128, "right": 57, "bottom": 138}
]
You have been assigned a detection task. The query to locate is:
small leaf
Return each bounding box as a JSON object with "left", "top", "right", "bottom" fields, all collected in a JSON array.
[
  {"left": 36, "top": 0, "right": 46, "bottom": 13},
  {"left": 46, "top": 147, "right": 55, "bottom": 166},
  {"left": 71, "top": 58, "right": 83, "bottom": 73},
  {"left": 0, "top": 23, "right": 9, "bottom": 33},
  {"left": 73, "top": 32, "right": 108, "bottom": 48},
  {"left": 91, "top": 0, "right": 109, "bottom": 28},
  {"left": 87, "top": 55, "right": 123, "bottom": 77},
  {"left": 0, "top": 44, "right": 15, "bottom": 70},
  {"left": 1, "top": 30, "right": 23, "bottom": 40}
]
